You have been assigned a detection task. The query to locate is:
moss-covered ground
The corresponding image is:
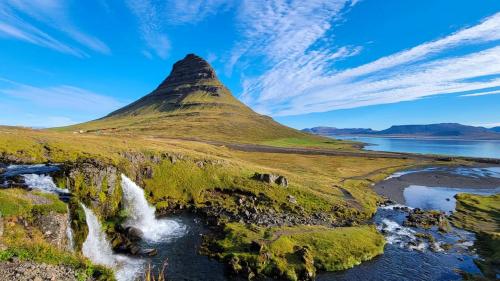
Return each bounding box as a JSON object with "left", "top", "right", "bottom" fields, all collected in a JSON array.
[
  {"left": 211, "top": 223, "right": 385, "bottom": 280},
  {"left": 451, "top": 193, "right": 499, "bottom": 279}
]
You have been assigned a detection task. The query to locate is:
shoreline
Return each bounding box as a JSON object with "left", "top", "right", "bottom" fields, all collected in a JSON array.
[{"left": 373, "top": 169, "right": 500, "bottom": 204}]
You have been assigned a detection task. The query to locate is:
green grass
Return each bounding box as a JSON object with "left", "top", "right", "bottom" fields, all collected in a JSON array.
[
  {"left": 451, "top": 193, "right": 500, "bottom": 279},
  {"left": 261, "top": 137, "right": 358, "bottom": 150},
  {"left": 213, "top": 223, "right": 385, "bottom": 281},
  {"left": 0, "top": 189, "right": 66, "bottom": 217}
]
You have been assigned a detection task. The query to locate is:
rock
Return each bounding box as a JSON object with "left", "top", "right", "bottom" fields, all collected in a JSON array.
[
  {"left": 124, "top": 226, "right": 144, "bottom": 241},
  {"left": 32, "top": 211, "right": 70, "bottom": 250},
  {"left": 137, "top": 248, "right": 158, "bottom": 256},
  {"left": 252, "top": 172, "right": 289, "bottom": 187},
  {"left": 287, "top": 195, "right": 297, "bottom": 204},
  {"left": 276, "top": 176, "right": 288, "bottom": 187}
]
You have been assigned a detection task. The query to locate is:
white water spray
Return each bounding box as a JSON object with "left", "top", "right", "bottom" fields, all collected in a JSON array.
[
  {"left": 81, "top": 204, "right": 143, "bottom": 281},
  {"left": 22, "top": 174, "right": 69, "bottom": 194},
  {"left": 120, "top": 174, "right": 185, "bottom": 242}
]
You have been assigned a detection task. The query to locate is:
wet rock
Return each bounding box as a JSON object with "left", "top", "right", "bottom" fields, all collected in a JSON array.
[
  {"left": 404, "top": 209, "right": 450, "bottom": 232},
  {"left": 124, "top": 226, "right": 143, "bottom": 242}
]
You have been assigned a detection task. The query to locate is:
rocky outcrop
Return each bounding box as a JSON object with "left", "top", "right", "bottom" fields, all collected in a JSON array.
[
  {"left": 32, "top": 211, "right": 71, "bottom": 250},
  {"left": 157, "top": 53, "right": 219, "bottom": 89},
  {"left": 252, "top": 173, "right": 288, "bottom": 187},
  {"left": 404, "top": 209, "right": 450, "bottom": 232}
]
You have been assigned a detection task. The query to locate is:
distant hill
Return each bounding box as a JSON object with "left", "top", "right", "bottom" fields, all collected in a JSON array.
[
  {"left": 60, "top": 54, "right": 313, "bottom": 143},
  {"left": 303, "top": 123, "right": 500, "bottom": 140},
  {"left": 489, "top": 126, "right": 500, "bottom": 133},
  {"left": 302, "top": 127, "right": 375, "bottom": 135}
]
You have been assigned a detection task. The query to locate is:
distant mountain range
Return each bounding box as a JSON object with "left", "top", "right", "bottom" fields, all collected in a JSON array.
[{"left": 302, "top": 123, "right": 500, "bottom": 140}]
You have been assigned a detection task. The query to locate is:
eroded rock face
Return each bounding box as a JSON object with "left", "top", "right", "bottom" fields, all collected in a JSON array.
[
  {"left": 157, "top": 53, "right": 219, "bottom": 89},
  {"left": 32, "top": 211, "right": 70, "bottom": 250}
]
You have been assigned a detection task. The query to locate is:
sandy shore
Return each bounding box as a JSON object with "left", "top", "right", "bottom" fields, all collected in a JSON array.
[{"left": 373, "top": 168, "right": 500, "bottom": 204}]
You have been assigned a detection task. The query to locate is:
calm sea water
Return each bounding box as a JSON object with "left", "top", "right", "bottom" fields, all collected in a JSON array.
[{"left": 332, "top": 136, "right": 500, "bottom": 159}]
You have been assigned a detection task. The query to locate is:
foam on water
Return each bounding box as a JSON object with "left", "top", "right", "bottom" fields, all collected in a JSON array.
[
  {"left": 81, "top": 204, "right": 143, "bottom": 281},
  {"left": 120, "top": 174, "right": 186, "bottom": 242},
  {"left": 22, "top": 174, "right": 69, "bottom": 194}
]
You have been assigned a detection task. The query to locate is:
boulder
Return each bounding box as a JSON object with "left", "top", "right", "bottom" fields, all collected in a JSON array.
[
  {"left": 124, "top": 226, "right": 144, "bottom": 241},
  {"left": 252, "top": 172, "right": 288, "bottom": 187}
]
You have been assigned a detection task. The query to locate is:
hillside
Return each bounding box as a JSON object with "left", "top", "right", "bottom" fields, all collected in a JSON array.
[
  {"left": 61, "top": 54, "right": 314, "bottom": 143},
  {"left": 303, "top": 123, "right": 500, "bottom": 140},
  {"left": 490, "top": 126, "right": 500, "bottom": 133}
]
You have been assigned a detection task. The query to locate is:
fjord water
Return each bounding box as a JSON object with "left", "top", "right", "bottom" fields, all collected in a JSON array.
[{"left": 333, "top": 136, "right": 500, "bottom": 158}]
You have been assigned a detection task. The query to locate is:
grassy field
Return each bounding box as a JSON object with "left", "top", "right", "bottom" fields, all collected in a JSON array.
[
  {"left": 451, "top": 193, "right": 499, "bottom": 279},
  {"left": 0, "top": 125, "right": 454, "bottom": 280}
]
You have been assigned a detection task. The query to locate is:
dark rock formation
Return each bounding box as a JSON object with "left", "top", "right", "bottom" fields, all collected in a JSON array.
[
  {"left": 157, "top": 53, "right": 218, "bottom": 89},
  {"left": 404, "top": 208, "right": 450, "bottom": 232},
  {"left": 252, "top": 172, "right": 288, "bottom": 187}
]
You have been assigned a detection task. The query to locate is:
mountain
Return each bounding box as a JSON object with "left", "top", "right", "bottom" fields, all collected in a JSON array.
[
  {"left": 489, "top": 126, "right": 500, "bottom": 133},
  {"left": 375, "top": 123, "right": 500, "bottom": 139},
  {"left": 63, "top": 54, "right": 310, "bottom": 143},
  {"left": 302, "top": 127, "right": 375, "bottom": 135},
  {"left": 303, "top": 123, "right": 500, "bottom": 140}
]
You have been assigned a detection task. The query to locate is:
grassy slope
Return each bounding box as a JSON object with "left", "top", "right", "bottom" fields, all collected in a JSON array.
[
  {"left": 0, "top": 126, "right": 441, "bottom": 279},
  {"left": 451, "top": 193, "right": 499, "bottom": 279}
]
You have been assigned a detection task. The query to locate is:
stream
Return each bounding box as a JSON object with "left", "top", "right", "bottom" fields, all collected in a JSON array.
[{"left": 1, "top": 164, "right": 497, "bottom": 281}]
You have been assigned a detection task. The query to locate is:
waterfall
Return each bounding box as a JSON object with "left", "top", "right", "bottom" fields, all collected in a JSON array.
[
  {"left": 121, "top": 174, "right": 185, "bottom": 242},
  {"left": 22, "top": 174, "right": 69, "bottom": 194},
  {"left": 81, "top": 204, "right": 143, "bottom": 281}
]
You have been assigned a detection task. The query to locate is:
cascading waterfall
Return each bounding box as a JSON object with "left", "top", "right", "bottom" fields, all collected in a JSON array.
[
  {"left": 22, "top": 174, "right": 69, "bottom": 194},
  {"left": 120, "top": 174, "right": 185, "bottom": 242},
  {"left": 81, "top": 204, "right": 143, "bottom": 281}
]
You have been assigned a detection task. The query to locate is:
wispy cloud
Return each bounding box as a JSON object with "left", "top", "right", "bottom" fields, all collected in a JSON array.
[
  {"left": 0, "top": 78, "right": 125, "bottom": 114},
  {"left": 126, "top": 0, "right": 230, "bottom": 59},
  {"left": 0, "top": 0, "right": 110, "bottom": 56},
  {"left": 237, "top": 8, "right": 500, "bottom": 116},
  {"left": 460, "top": 89, "right": 500, "bottom": 97}
]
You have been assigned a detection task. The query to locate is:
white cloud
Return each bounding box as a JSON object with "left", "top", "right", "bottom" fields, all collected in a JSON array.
[
  {"left": 0, "top": 78, "right": 125, "bottom": 114},
  {"left": 460, "top": 89, "right": 500, "bottom": 97},
  {"left": 126, "top": 0, "right": 230, "bottom": 59},
  {"left": 0, "top": 0, "right": 110, "bottom": 56},
  {"left": 237, "top": 8, "right": 500, "bottom": 116}
]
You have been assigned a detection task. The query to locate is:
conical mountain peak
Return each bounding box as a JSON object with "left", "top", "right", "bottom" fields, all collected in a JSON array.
[
  {"left": 74, "top": 53, "right": 305, "bottom": 142},
  {"left": 157, "top": 53, "right": 219, "bottom": 90}
]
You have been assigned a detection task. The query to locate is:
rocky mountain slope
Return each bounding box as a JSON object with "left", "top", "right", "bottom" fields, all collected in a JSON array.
[{"left": 62, "top": 54, "right": 310, "bottom": 143}]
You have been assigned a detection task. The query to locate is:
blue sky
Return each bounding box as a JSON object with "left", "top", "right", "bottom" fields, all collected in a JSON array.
[{"left": 0, "top": 0, "right": 499, "bottom": 130}]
